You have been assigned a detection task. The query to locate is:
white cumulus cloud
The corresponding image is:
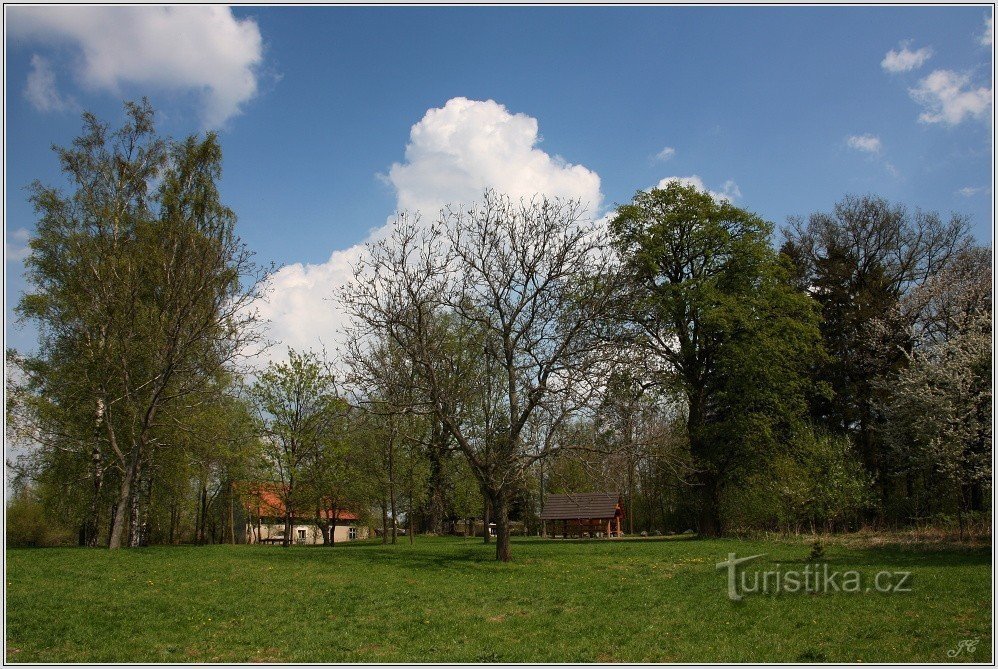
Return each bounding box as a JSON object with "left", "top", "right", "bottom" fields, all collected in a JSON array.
[
  {"left": 8, "top": 6, "right": 264, "bottom": 127},
  {"left": 253, "top": 98, "right": 604, "bottom": 364},
  {"left": 252, "top": 246, "right": 366, "bottom": 361},
  {"left": 656, "top": 175, "right": 741, "bottom": 203},
  {"left": 982, "top": 16, "right": 994, "bottom": 46},
  {"left": 909, "top": 69, "right": 992, "bottom": 125},
  {"left": 846, "top": 134, "right": 882, "bottom": 154},
  {"left": 387, "top": 97, "right": 601, "bottom": 218},
  {"left": 881, "top": 42, "right": 933, "bottom": 73}
]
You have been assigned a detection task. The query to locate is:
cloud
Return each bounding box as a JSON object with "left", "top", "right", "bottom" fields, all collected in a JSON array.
[
  {"left": 909, "top": 69, "right": 992, "bottom": 125},
  {"left": 655, "top": 146, "right": 676, "bottom": 162},
  {"left": 881, "top": 41, "right": 933, "bottom": 73},
  {"left": 846, "top": 134, "right": 899, "bottom": 176},
  {"left": 252, "top": 246, "right": 365, "bottom": 360},
  {"left": 656, "top": 175, "right": 741, "bottom": 203},
  {"left": 253, "top": 98, "right": 603, "bottom": 364},
  {"left": 6, "top": 228, "right": 31, "bottom": 262},
  {"left": 982, "top": 16, "right": 994, "bottom": 46},
  {"left": 24, "top": 54, "right": 74, "bottom": 112},
  {"left": 8, "top": 6, "right": 264, "bottom": 127},
  {"left": 386, "top": 97, "right": 601, "bottom": 218},
  {"left": 846, "top": 134, "right": 883, "bottom": 154},
  {"left": 956, "top": 186, "right": 985, "bottom": 197}
]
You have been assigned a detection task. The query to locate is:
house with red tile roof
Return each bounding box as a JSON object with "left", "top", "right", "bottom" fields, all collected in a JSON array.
[{"left": 241, "top": 483, "right": 369, "bottom": 545}]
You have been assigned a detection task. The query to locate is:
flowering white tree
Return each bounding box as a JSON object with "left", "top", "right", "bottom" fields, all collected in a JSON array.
[{"left": 883, "top": 248, "right": 992, "bottom": 537}]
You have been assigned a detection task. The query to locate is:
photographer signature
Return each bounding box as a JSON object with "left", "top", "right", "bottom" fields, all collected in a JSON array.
[{"left": 947, "top": 638, "right": 980, "bottom": 658}]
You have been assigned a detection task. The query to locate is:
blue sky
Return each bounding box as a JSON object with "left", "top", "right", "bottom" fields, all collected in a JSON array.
[{"left": 5, "top": 6, "right": 994, "bottom": 358}]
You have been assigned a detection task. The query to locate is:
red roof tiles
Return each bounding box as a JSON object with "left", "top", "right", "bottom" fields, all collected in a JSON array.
[{"left": 241, "top": 483, "right": 360, "bottom": 521}]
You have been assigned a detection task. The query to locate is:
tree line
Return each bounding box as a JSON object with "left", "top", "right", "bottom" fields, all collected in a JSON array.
[{"left": 7, "top": 102, "right": 991, "bottom": 560}]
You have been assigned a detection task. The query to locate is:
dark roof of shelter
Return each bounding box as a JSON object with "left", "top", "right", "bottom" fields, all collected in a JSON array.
[{"left": 539, "top": 492, "right": 621, "bottom": 520}]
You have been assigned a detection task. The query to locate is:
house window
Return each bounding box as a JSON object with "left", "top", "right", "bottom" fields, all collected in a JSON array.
[
  {"left": 297, "top": 528, "right": 307, "bottom": 543},
  {"left": 348, "top": 526, "right": 358, "bottom": 540}
]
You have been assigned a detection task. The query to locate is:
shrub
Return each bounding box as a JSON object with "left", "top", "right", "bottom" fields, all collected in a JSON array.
[
  {"left": 809, "top": 540, "right": 825, "bottom": 561},
  {"left": 6, "top": 489, "right": 74, "bottom": 547},
  {"left": 720, "top": 429, "right": 872, "bottom": 533}
]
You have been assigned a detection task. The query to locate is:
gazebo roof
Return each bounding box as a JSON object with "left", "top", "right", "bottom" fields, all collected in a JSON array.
[{"left": 539, "top": 492, "right": 621, "bottom": 520}]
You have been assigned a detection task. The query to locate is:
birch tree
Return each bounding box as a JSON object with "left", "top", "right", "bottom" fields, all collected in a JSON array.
[{"left": 14, "top": 100, "right": 265, "bottom": 548}]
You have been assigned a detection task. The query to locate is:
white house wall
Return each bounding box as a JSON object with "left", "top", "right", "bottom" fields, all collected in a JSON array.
[{"left": 246, "top": 522, "right": 369, "bottom": 544}]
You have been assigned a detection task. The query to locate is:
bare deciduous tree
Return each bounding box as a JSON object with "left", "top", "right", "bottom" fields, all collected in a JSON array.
[{"left": 342, "top": 190, "right": 615, "bottom": 561}]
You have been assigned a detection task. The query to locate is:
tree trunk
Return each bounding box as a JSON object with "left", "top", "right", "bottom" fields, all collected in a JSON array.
[
  {"left": 627, "top": 436, "right": 635, "bottom": 535},
  {"left": 137, "top": 467, "right": 154, "bottom": 547},
  {"left": 84, "top": 446, "right": 104, "bottom": 547},
  {"left": 283, "top": 507, "right": 292, "bottom": 547},
  {"left": 169, "top": 503, "right": 178, "bottom": 544},
  {"left": 194, "top": 493, "right": 202, "bottom": 544},
  {"left": 198, "top": 483, "right": 209, "bottom": 545},
  {"left": 388, "top": 443, "right": 397, "bottom": 545},
  {"left": 228, "top": 480, "right": 236, "bottom": 545},
  {"left": 128, "top": 472, "right": 141, "bottom": 548},
  {"left": 482, "top": 493, "right": 492, "bottom": 544},
  {"left": 108, "top": 440, "right": 142, "bottom": 549},
  {"left": 381, "top": 501, "right": 388, "bottom": 545},
  {"left": 695, "top": 470, "right": 722, "bottom": 537},
  {"left": 492, "top": 489, "right": 511, "bottom": 562},
  {"left": 426, "top": 420, "right": 449, "bottom": 534},
  {"left": 408, "top": 516, "right": 414, "bottom": 544},
  {"left": 107, "top": 503, "right": 118, "bottom": 548},
  {"left": 408, "top": 469, "right": 416, "bottom": 545},
  {"left": 686, "top": 391, "right": 722, "bottom": 537},
  {"left": 539, "top": 459, "right": 546, "bottom": 537}
]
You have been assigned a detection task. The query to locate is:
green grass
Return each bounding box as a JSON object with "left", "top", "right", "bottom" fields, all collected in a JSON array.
[{"left": 5, "top": 535, "right": 992, "bottom": 662}]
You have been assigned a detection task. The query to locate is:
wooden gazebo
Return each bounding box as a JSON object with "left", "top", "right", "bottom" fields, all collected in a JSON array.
[{"left": 540, "top": 492, "right": 624, "bottom": 538}]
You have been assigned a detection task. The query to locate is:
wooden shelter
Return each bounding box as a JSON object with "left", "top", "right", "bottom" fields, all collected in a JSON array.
[{"left": 540, "top": 492, "right": 624, "bottom": 538}]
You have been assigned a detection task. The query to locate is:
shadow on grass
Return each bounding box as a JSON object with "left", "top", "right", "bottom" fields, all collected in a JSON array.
[
  {"left": 755, "top": 546, "right": 991, "bottom": 569},
  {"left": 180, "top": 532, "right": 991, "bottom": 574}
]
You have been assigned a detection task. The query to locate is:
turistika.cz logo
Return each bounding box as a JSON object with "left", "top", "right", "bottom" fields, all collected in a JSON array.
[{"left": 715, "top": 553, "right": 913, "bottom": 601}]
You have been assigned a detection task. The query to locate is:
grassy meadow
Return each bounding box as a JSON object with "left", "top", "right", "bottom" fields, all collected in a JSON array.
[{"left": 5, "top": 535, "right": 992, "bottom": 663}]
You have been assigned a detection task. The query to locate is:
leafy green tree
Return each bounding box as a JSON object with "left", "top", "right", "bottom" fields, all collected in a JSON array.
[
  {"left": 298, "top": 403, "right": 368, "bottom": 546},
  {"left": 13, "top": 101, "right": 264, "bottom": 548},
  {"left": 721, "top": 430, "right": 871, "bottom": 533},
  {"left": 782, "top": 195, "right": 971, "bottom": 517},
  {"left": 418, "top": 415, "right": 457, "bottom": 535},
  {"left": 5, "top": 485, "right": 74, "bottom": 548},
  {"left": 249, "top": 349, "right": 342, "bottom": 547},
  {"left": 610, "top": 182, "right": 822, "bottom": 535},
  {"left": 158, "top": 378, "right": 260, "bottom": 545}
]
